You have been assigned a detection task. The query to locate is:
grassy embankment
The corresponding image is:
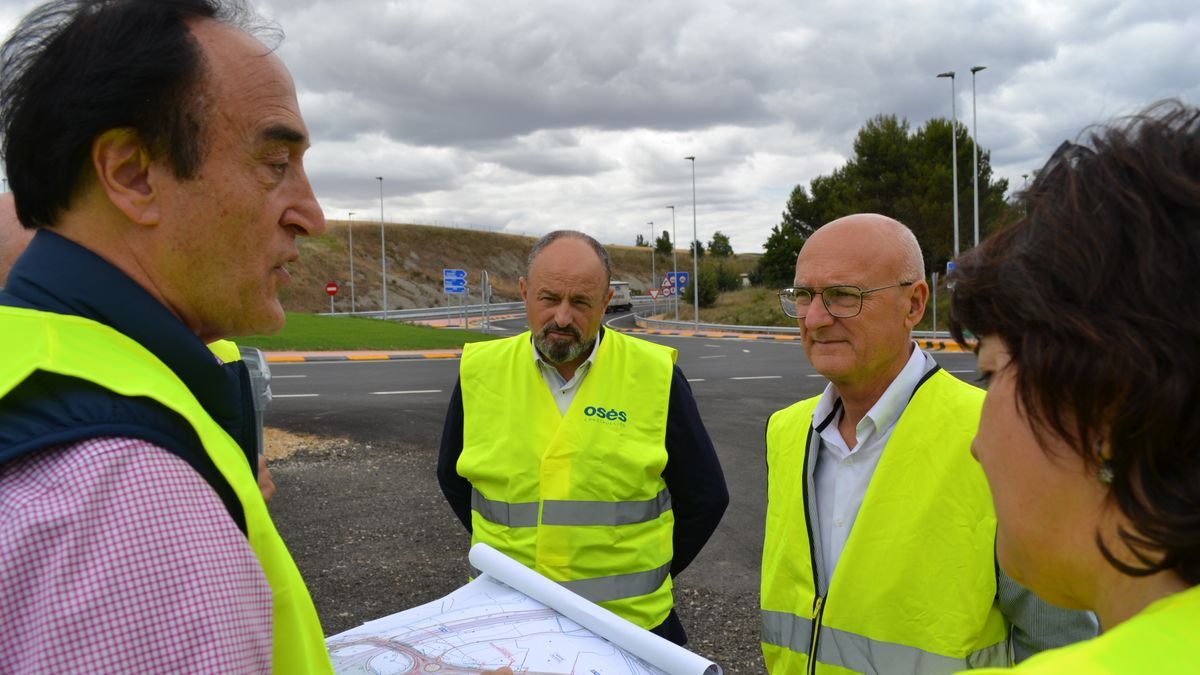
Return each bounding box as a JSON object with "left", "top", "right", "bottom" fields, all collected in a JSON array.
[
  {"left": 663, "top": 281, "right": 956, "bottom": 334},
  {"left": 236, "top": 312, "right": 498, "bottom": 351}
]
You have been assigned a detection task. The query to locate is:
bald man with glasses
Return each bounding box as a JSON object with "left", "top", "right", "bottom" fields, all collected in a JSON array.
[{"left": 758, "top": 214, "right": 1096, "bottom": 673}]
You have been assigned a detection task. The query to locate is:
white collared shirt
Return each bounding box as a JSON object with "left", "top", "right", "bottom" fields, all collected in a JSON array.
[
  {"left": 811, "top": 343, "right": 935, "bottom": 583},
  {"left": 532, "top": 330, "right": 602, "bottom": 416}
]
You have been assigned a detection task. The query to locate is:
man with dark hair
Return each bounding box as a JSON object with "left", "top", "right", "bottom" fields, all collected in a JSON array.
[
  {"left": 0, "top": 1, "right": 331, "bottom": 671},
  {"left": 437, "top": 230, "right": 728, "bottom": 645}
]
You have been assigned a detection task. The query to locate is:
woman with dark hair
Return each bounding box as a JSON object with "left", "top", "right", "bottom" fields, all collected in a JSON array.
[{"left": 949, "top": 100, "right": 1200, "bottom": 671}]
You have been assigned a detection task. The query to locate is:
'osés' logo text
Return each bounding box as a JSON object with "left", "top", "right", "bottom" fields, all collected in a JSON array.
[{"left": 583, "top": 405, "right": 627, "bottom": 423}]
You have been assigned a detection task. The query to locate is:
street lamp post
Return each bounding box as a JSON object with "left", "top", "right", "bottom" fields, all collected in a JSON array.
[
  {"left": 970, "top": 65, "right": 986, "bottom": 248},
  {"left": 684, "top": 156, "right": 698, "bottom": 331},
  {"left": 347, "top": 211, "right": 356, "bottom": 313},
  {"left": 647, "top": 221, "right": 656, "bottom": 313},
  {"left": 937, "top": 71, "right": 960, "bottom": 258},
  {"left": 376, "top": 176, "right": 387, "bottom": 320},
  {"left": 666, "top": 205, "right": 678, "bottom": 320}
]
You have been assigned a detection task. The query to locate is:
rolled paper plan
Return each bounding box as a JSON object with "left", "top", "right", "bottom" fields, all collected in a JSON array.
[{"left": 469, "top": 542, "right": 722, "bottom": 675}]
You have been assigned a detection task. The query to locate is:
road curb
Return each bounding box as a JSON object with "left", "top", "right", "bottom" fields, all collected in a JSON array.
[
  {"left": 266, "top": 352, "right": 461, "bottom": 363},
  {"left": 624, "top": 327, "right": 969, "bottom": 352},
  {"left": 263, "top": 332, "right": 970, "bottom": 362}
]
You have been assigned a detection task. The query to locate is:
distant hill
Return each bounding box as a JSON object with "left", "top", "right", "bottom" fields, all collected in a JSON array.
[{"left": 282, "top": 221, "right": 760, "bottom": 313}]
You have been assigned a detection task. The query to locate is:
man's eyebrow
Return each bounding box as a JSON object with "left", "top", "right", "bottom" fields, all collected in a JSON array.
[{"left": 260, "top": 124, "right": 307, "bottom": 146}]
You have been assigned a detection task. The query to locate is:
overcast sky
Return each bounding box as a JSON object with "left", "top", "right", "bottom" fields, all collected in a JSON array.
[{"left": 2, "top": 0, "right": 1197, "bottom": 253}]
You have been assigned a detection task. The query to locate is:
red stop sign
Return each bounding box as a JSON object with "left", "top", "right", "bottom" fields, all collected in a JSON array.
[{"left": 325, "top": 281, "right": 339, "bottom": 296}]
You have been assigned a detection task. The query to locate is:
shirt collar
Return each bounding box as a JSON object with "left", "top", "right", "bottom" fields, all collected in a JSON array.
[
  {"left": 812, "top": 341, "right": 935, "bottom": 438},
  {"left": 1, "top": 229, "right": 253, "bottom": 449},
  {"left": 531, "top": 326, "right": 603, "bottom": 385}
]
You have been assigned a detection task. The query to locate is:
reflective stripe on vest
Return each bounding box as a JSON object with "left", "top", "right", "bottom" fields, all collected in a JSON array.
[
  {"left": 762, "top": 610, "right": 1008, "bottom": 673},
  {"left": 0, "top": 307, "right": 332, "bottom": 674},
  {"left": 561, "top": 561, "right": 673, "bottom": 604},
  {"left": 472, "top": 489, "right": 538, "bottom": 527},
  {"left": 458, "top": 329, "right": 677, "bottom": 629},
  {"left": 472, "top": 560, "right": 673, "bottom": 605},
  {"left": 472, "top": 487, "right": 672, "bottom": 527},
  {"left": 761, "top": 367, "right": 1008, "bottom": 673}
]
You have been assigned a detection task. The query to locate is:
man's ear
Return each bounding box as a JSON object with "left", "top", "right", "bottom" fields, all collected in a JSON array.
[
  {"left": 519, "top": 276, "right": 528, "bottom": 301},
  {"left": 90, "top": 128, "right": 160, "bottom": 226},
  {"left": 905, "top": 280, "right": 930, "bottom": 328}
]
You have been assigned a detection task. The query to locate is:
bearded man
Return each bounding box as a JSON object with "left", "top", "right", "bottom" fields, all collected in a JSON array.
[{"left": 437, "top": 230, "right": 728, "bottom": 645}]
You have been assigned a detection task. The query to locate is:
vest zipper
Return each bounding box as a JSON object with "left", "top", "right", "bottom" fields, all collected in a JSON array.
[
  {"left": 800, "top": 425, "right": 827, "bottom": 673},
  {"left": 807, "top": 594, "right": 825, "bottom": 675}
]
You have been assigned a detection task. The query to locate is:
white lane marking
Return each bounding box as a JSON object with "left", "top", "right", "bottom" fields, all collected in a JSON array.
[
  {"left": 731, "top": 375, "right": 783, "bottom": 381},
  {"left": 699, "top": 355, "right": 727, "bottom": 359},
  {"left": 703, "top": 344, "right": 721, "bottom": 348},
  {"left": 370, "top": 389, "right": 443, "bottom": 395},
  {"left": 270, "top": 358, "right": 459, "bottom": 367},
  {"left": 806, "top": 374, "right": 827, "bottom": 378},
  {"left": 274, "top": 393, "right": 319, "bottom": 398},
  {"left": 687, "top": 378, "right": 706, "bottom": 382},
  {"left": 272, "top": 375, "right": 307, "bottom": 379},
  {"left": 742, "top": 349, "right": 750, "bottom": 353}
]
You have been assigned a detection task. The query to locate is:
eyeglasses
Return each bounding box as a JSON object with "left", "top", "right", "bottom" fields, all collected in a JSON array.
[{"left": 778, "top": 282, "right": 914, "bottom": 319}]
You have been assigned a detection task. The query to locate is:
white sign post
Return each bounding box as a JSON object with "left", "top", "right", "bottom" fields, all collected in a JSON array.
[
  {"left": 481, "top": 270, "right": 491, "bottom": 332},
  {"left": 443, "top": 268, "right": 467, "bottom": 329},
  {"left": 931, "top": 271, "right": 939, "bottom": 335}
]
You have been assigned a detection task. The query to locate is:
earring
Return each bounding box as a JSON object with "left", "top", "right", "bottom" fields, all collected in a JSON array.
[{"left": 1095, "top": 438, "right": 1114, "bottom": 484}]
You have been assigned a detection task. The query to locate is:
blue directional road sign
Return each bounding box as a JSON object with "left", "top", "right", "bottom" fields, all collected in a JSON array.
[
  {"left": 443, "top": 268, "right": 467, "bottom": 295},
  {"left": 667, "top": 271, "right": 689, "bottom": 288}
]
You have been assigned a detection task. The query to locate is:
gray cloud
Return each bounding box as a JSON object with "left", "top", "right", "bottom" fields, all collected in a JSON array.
[{"left": 1, "top": 0, "right": 1196, "bottom": 255}]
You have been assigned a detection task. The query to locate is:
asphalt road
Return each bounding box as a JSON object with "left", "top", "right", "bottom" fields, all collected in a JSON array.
[{"left": 264, "top": 313, "right": 982, "bottom": 670}]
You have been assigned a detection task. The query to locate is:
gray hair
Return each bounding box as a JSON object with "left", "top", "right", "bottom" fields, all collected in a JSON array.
[
  {"left": 526, "top": 230, "right": 612, "bottom": 285},
  {"left": 892, "top": 221, "right": 926, "bottom": 282}
]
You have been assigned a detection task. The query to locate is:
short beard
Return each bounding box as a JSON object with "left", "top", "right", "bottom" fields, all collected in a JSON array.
[{"left": 534, "top": 324, "right": 594, "bottom": 365}]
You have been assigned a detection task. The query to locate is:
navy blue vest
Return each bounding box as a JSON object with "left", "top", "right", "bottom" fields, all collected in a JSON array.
[{"left": 1, "top": 230, "right": 257, "bottom": 532}]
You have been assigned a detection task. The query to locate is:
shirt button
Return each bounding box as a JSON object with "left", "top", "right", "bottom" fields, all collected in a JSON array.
[
  {"left": 834, "top": 519, "right": 845, "bottom": 528},
  {"left": 844, "top": 456, "right": 855, "bottom": 466}
]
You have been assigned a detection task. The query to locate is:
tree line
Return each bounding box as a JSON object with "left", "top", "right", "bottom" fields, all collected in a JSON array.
[
  {"left": 635, "top": 231, "right": 734, "bottom": 258},
  {"left": 753, "top": 114, "right": 1020, "bottom": 287}
]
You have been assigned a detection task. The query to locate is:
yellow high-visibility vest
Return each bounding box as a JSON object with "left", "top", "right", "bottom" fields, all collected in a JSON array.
[
  {"left": 0, "top": 306, "right": 332, "bottom": 674},
  {"left": 761, "top": 367, "right": 1009, "bottom": 673},
  {"left": 207, "top": 338, "right": 242, "bottom": 364},
  {"left": 965, "top": 584, "right": 1200, "bottom": 674},
  {"left": 458, "top": 329, "right": 677, "bottom": 629}
]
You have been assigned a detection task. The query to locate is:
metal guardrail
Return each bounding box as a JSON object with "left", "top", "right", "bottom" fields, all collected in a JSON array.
[
  {"left": 327, "top": 297, "right": 658, "bottom": 322},
  {"left": 325, "top": 302, "right": 525, "bottom": 321},
  {"left": 323, "top": 298, "right": 953, "bottom": 339},
  {"left": 632, "top": 307, "right": 952, "bottom": 339}
]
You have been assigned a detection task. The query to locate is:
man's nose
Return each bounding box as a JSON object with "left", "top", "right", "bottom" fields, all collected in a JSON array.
[
  {"left": 553, "top": 302, "right": 573, "bottom": 328},
  {"left": 284, "top": 163, "right": 326, "bottom": 238},
  {"left": 804, "top": 296, "right": 834, "bottom": 329}
]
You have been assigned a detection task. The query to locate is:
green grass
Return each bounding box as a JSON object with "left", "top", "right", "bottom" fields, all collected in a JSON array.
[
  {"left": 669, "top": 287, "right": 796, "bottom": 327},
  {"left": 667, "top": 283, "right": 956, "bottom": 333},
  {"left": 236, "top": 312, "right": 499, "bottom": 351}
]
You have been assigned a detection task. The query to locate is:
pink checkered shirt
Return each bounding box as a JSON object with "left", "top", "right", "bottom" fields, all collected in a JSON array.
[{"left": 0, "top": 436, "right": 273, "bottom": 673}]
